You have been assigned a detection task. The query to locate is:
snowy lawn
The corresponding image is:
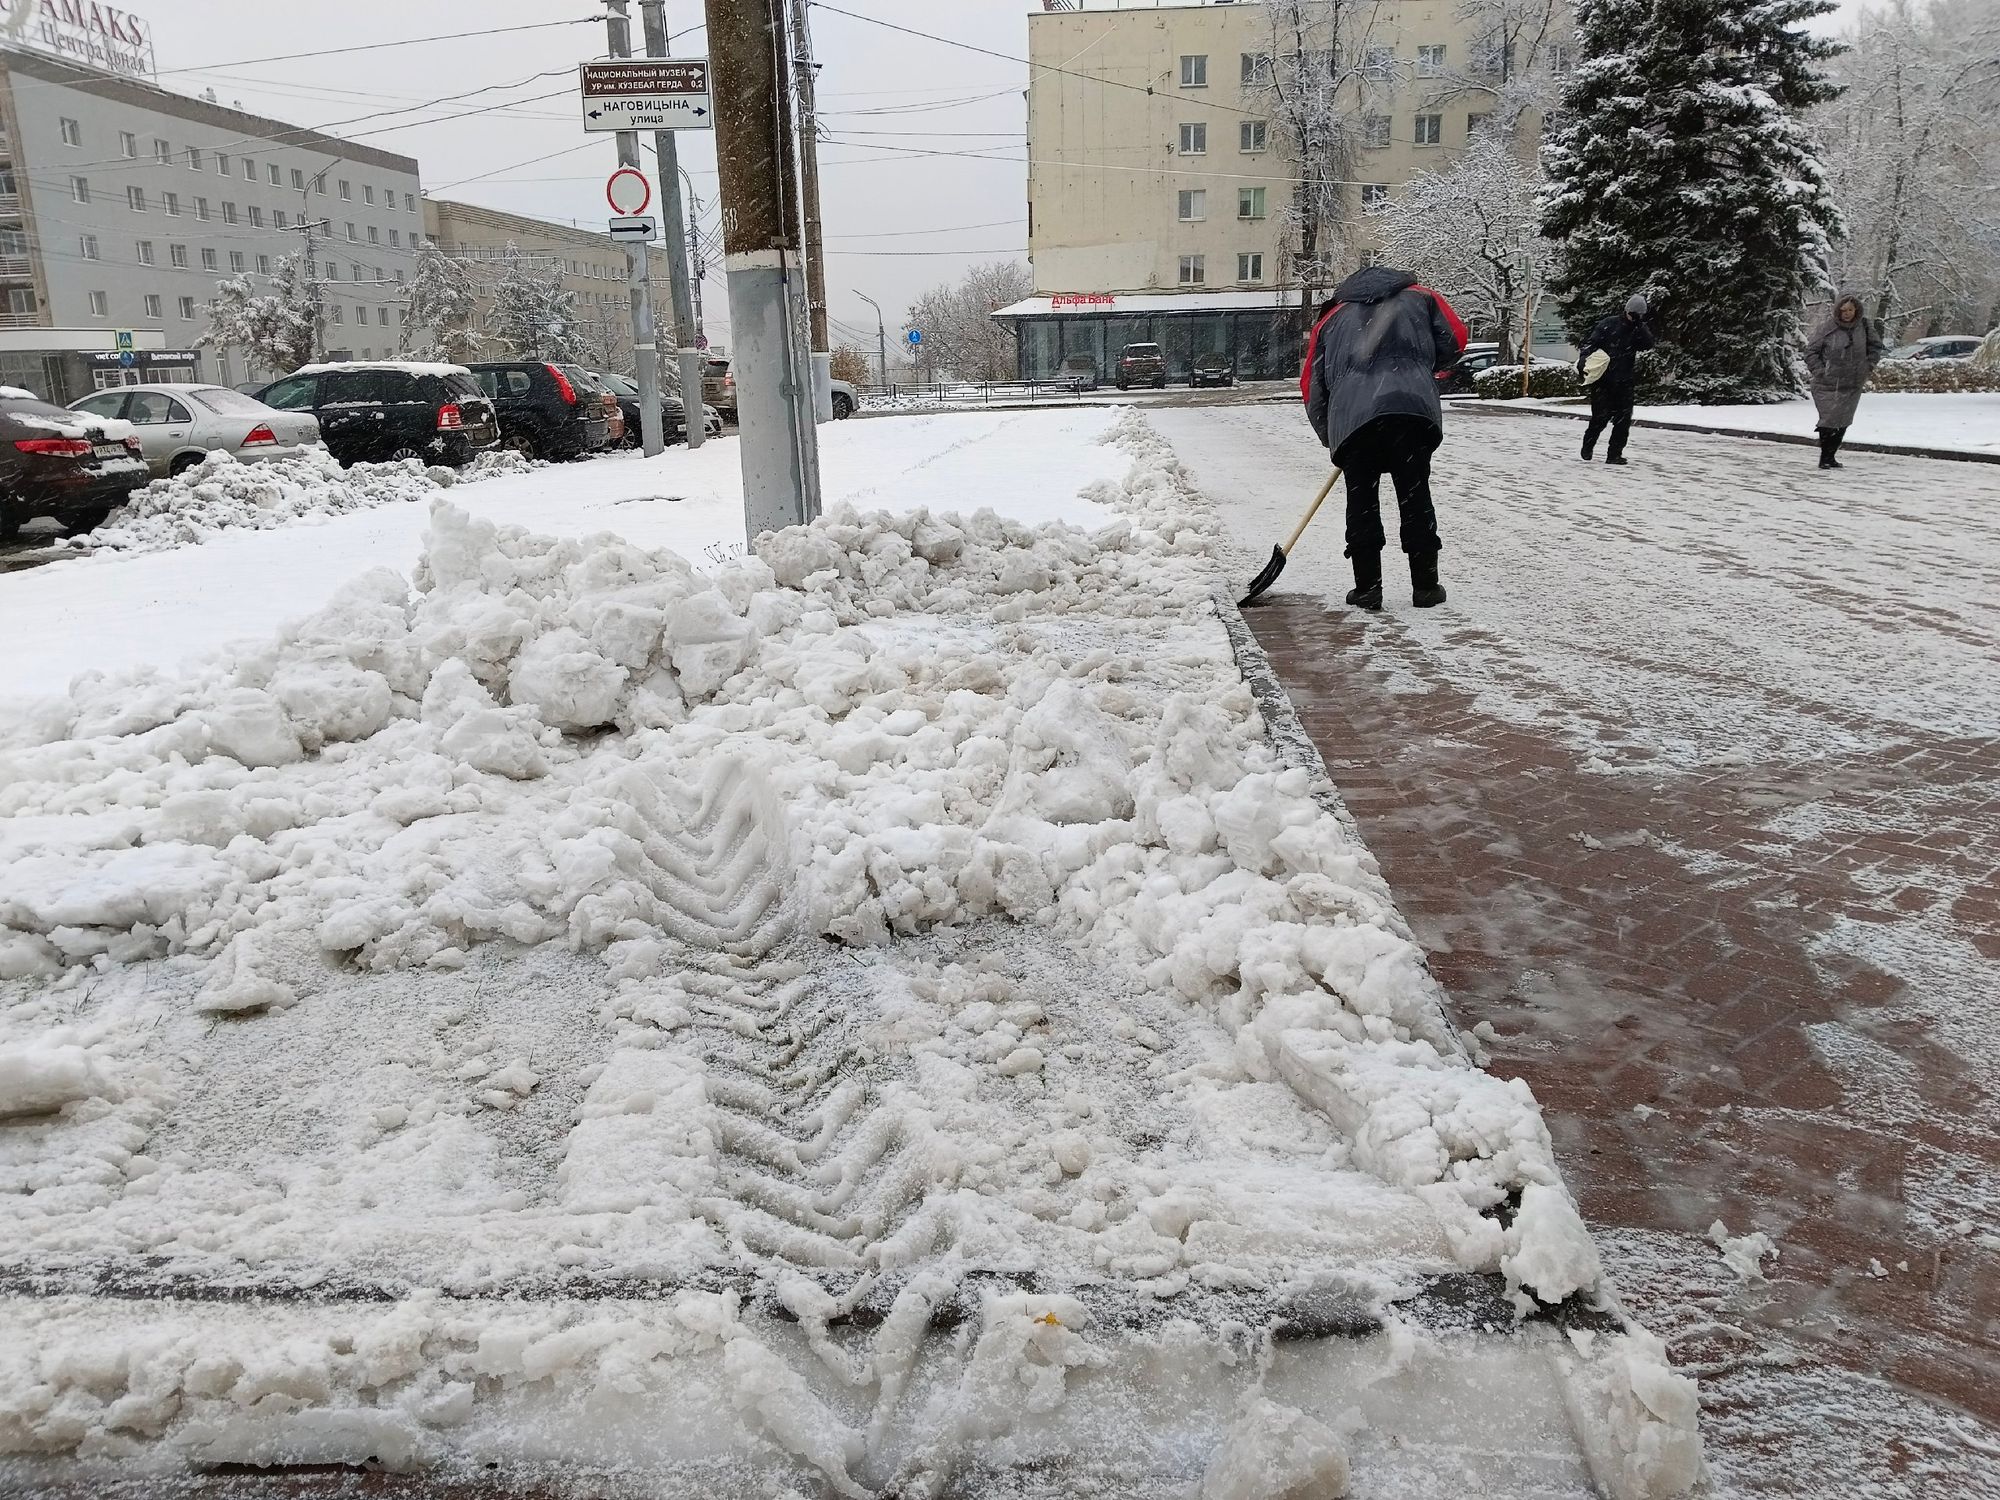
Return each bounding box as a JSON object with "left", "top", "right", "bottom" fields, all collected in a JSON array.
[
  {"left": 1511, "top": 391, "right": 2000, "bottom": 455},
  {"left": 0, "top": 410, "right": 1696, "bottom": 1497}
]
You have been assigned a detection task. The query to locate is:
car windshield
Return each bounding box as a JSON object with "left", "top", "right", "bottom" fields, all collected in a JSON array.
[
  {"left": 439, "top": 372, "right": 484, "bottom": 399},
  {"left": 599, "top": 373, "right": 638, "bottom": 396},
  {"left": 190, "top": 387, "right": 274, "bottom": 416},
  {"left": 1124, "top": 345, "right": 1162, "bottom": 356},
  {"left": 1887, "top": 343, "right": 1931, "bottom": 359}
]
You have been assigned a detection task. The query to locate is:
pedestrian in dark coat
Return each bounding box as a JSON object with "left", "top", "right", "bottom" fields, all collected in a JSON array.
[
  {"left": 1576, "top": 294, "right": 1656, "bottom": 465},
  {"left": 1803, "top": 295, "right": 1884, "bottom": 469},
  {"left": 1302, "top": 266, "right": 1467, "bottom": 609}
]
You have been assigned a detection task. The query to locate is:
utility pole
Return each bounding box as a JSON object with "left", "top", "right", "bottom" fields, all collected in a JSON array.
[
  {"left": 855, "top": 289, "right": 887, "bottom": 390},
  {"left": 638, "top": 0, "right": 704, "bottom": 450},
  {"left": 686, "top": 180, "right": 705, "bottom": 351},
  {"left": 787, "top": 0, "right": 832, "bottom": 421},
  {"left": 704, "top": 0, "right": 820, "bottom": 532},
  {"left": 605, "top": 0, "right": 666, "bottom": 456}
]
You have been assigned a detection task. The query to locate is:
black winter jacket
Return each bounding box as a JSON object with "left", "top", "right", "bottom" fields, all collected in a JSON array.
[
  {"left": 1304, "top": 267, "right": 1466, "bottom": 459},
  {"left": 1577, "top": 312, "right": 1655, "bottom": 396}
]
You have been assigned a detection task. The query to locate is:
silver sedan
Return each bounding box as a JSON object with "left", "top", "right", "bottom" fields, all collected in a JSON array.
[{"left": 67, "top": 383, "right": 321, "bottom": 478}]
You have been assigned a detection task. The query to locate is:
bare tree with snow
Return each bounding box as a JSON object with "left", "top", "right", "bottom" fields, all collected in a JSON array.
[{"left": 904, "top": 260, "right": 1031, "bottom": 381}]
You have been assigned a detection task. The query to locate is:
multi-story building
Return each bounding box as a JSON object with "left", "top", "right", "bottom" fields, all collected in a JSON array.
[
  {"left": 1003, "top": 0, "right": 1568, "bottom": 381},
  {"left": 423, "top": 198, "right": 674, "bottom": 376},
  {"left": 0, "top": 45, "right": 424, "bottom": 399}
]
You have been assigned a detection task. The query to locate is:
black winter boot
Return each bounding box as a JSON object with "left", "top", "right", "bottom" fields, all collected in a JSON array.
[
  {"left": 1818, "top": 428, "right": 1844, "bottom": 469},
  {"left": 1410, "top": 552, "right": 1446, "bottom": 608},
  {"left": 1345, "top": 550, "right": 1383, "bottom": 610}
]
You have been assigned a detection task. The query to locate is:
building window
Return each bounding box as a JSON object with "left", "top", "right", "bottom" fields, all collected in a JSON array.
[
  {"left": 60, "top": 117, "right": 82, "bottom": 146},
  {"left": 275, "top": 210, "right": 289, "bottom": 229},
  {"left": 395, "top": 269, "right": 405, "bottom": 284},
  {"left": 1178, "top": 254, "right": 1205, "bottom": 285},
  {"left": 1363, "top": 114, "right": 1391, "bottom": 149},
  {"left": 1467, "top": 112, "right": 1491, "bottom": 138},
  {"left": 1177, "top": 188, "right": 1206, "bottom": 221},
  {"left": 163, "top": 191, "right": 179, "bottom": 216},
  {"left": 347, "top": 223, "right": 358, "bottom": 242},
  {"left": 195, "top": 197, "right": 210, "bottom": 220},
  {"left": 128, "top": 185, "right": 147, "bottom": 212},
  {"left": 268, "top": 164, "right": 281, "bottom": 186},
  {"left": 78, "top": 234, "right": 99, "bottom": 260},
  {"left": 153, "top": 138, "right": 171, "bottom": 165},
  {"left": 1361, "top": 183, "right": 1390, "bottom": 210},
  {"left": 179, "top": 296, "right": 196, "bottom": 321},
  {"left": 248, "top": 206, "right": 264, "bottom": 228},
  {"left": 222, "top": 202, "right": 238, "bottom": 224},
  {"left": 1240, "top": 119, "right": 1267, "bottom": 153},
  {"left": 404, "top": 193, "right": 416, "bottom": 212},
  {"left": 201, "top": 247, "right": 218, "bottom": 270},
  {"left": 340, "top": 180, "right": 351, "bottom": 200},
  {"left": 331, "top": 304, "right": 344, "bottom": 325},
  {"left": 1238, "top": 186, "right": 1266, "bottom": 220},
  {"left": 143, "top": 293, "right": 162, "bottom": 319},
  {"left": 135, "top": 241, "right": 155, "bottom": 265},
  {"left": 119, "top": 131, "right": 137, "bottom": 158},
  {"left": 1237, "top": 252, "right": 1264, "bottom": 283},
  {"left": 364, "top": 185, "right": 376, "bottom": 205},
  {"left": 1241, "top": 52, "right": 1272, "bottom": 86},
  {"left": 390, "top": 228, "right": 401, "bottom": 247},
  {"left": 216, "top": 152, "right": 230, "bottom": 175},
  {"left": 170, "top": 243, "right": 189, "bottom": 268},
  {"left": 229, "top": 250, "right": 245, "bottom": 272},
  {"left": 315, "top": 174, "right": 328, "bottom": 195},
  {"left": 5, "top": 288, "right": 36, "bottom": 317},
  {"left": 0, "top": 227, "right": 23, "bottom": 256},
  {"left": 326, "top": 263, "right": 339, "bottom": 280},
  {"left": 350, "top": 263, "right": 361, "bottom": 280},
  {"left": 1179, "top": 54, "right": 1207, "bottom": 88},
  {"left": 89, "top": 290, "right": 108, "bottom": 317},
  {"left": 292, "top": 168, "right": 306, "bottom": 190},
  {"left": 71, "top": 176, "right": 91, "bottom": 203},
  {"left": 377, "top": 306, "right": 389, "bottom": 326},
  {"left": 1178, "top": 123, "right": 1207, "bottom": 155},
  {"left": 1417, "top": 44, "right": 1447, "bottom": 76},
  {"left": 242, "top": 158, "right": 255, "bottom": 180},
  {"left": 372, "top": 265, "right": 383, "bottom": 282},
  {"left": 1547, "top": 42, "right": 1575, "bottom": 74},
  {"left": 187, "top": 146, "right": 203, "bottom": 170},
  {"left": 256, "top": 254, "right": 271, "bottom": 275},
  {"left": 1363, "top": 46, "right": 1396, "bottom": 80},
  {"left": 1415, "top": 113, "right": 1443, "bottom": 146}
]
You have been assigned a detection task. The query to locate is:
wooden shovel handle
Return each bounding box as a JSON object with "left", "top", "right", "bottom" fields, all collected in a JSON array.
[{"left": 1283, "top": 468, "right": 1342, "bottom": 556}]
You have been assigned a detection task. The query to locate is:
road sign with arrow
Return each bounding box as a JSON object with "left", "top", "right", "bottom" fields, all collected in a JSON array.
[{"left": 580, "top": 59, "right": 712, "bottom": 133}]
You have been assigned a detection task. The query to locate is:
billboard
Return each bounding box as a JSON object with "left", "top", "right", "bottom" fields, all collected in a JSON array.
[{"left": 0, "top": 0, "right": 157, "bottom": 82}]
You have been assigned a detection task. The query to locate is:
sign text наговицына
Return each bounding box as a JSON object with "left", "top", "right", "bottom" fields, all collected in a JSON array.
[
  {"left": 0, "top": 0, "right": 156, "bottom": 80},
  {"left": 580, "top": 59, "right": 712, "bottom": 133}
]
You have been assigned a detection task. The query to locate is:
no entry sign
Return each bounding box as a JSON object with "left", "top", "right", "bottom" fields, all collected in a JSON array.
[
  {"left": 606, "top": 166, "right": 651, "bottom": 215},
  {"left": 580, "top": 59, "right": 713, "bottom": 132}
]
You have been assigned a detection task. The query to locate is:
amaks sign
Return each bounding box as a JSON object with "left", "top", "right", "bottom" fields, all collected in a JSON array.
[{"left": 0, "top": 0, "right": 156, "bottom": 82}]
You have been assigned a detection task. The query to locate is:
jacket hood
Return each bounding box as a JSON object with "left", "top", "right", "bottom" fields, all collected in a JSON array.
[
  {"left": 1331, "top": 266, "right": 1419, "bottom": 305},
  {"left": 1817, "top": 293, "right": 1867, "bottom": 338}
]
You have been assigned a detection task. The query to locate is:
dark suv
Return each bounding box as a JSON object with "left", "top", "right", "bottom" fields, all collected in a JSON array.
[
  {"left": 468, "top": 362, "right": 611, "bottom": 461},
  {"left": 255, "top": 363, "right": 499, "bottom": 467},
  {"left": 1115, "top": 342, "right": 1167, "bottom": 390},
  {"left": 0, "top": 391, "right": 150, "bottom": 540}
]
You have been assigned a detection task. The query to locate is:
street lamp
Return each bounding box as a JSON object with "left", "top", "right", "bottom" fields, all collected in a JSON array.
[{"left": 854, "top": 289, "right": 888, "bottom": 390}]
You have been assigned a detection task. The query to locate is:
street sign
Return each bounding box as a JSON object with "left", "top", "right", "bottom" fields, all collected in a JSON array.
[
  {"left": 118, "top": 351, "right": 136, "bottom": 368},
  {"left": 908, "top": 329, "right": 922, "bottom": 346},
  {"left": 114, "top": 329, "right": 134, "bottom": 352},
  {"left": 606, "top": 167, "right": 651, "bottom": 215},
  {"left": 609, "top": 216, "right": 658, "bottom": 242},
  {"left": 580, "top": 59, "right": 712, "bottom": 133}
]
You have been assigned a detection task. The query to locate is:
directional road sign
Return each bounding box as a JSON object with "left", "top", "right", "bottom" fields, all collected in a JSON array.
[
  {"left": 609, "top": 216, "right": 658, "bottom": 242},
  {"left": 580, "top": 59, "right": 712, "bottom": 133}
]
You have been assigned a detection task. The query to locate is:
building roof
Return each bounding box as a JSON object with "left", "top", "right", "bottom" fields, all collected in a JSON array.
[
  {"left": 992, "top": 288, "right": 1305, "bottom": 319},
  {"left": 427, "top": 198, "right": 657, "bottom": 253},
  {"left": 0, "top": 47, "right": 420, "bottom": 174}
]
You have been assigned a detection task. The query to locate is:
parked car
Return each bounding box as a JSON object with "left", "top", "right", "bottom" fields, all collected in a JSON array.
[
  {"left": 593, "top": 370, "right": 688, "bottom": 446},
  {"left": 565, "top": 367, "right": 623, "bottom": 451},
  {"left": 1885, "top": 335, "right": 1983, "bottom": 363},
  {"left": 1188, "top": 353, "right": 1235, "bottom": 389},
  {"left": 702, "top": 404, "right": 724, "bottom": 439},
  {"left": 829, "top": 378, "right": 860, "bottom": 419},
  {"left": 0, "top": 389, "right": 150, "bottom": 541},
  {"left": 1436, "top": 342, "right": 1504, "bottom": 395},
  {"left": 702, "top": 357, "right": 736, "bottom": 423},
  {"left": 254, "top": 362, "right": 498, "bottom": 468},
  {"left": 464, "top": 361, "right": 609, "bottom": 461},
  {"left": 1059, "top": 354, "right": 1100, "bottom": 392},
  {"left": 1115, "top": 342, "right": 1168, "bottom": 390},
  {"left": 67, "top": 383, "right": 319, "bottom": 477}
]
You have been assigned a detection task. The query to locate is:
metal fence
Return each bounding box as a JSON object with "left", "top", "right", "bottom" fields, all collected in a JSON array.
[{"left": 858, "top": 378, "right": 1085, "bottom": 407}]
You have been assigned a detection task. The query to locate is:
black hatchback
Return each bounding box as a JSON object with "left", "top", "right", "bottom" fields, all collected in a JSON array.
[
  {"left": 466, "top": 362, "right": 610, "bottom": 462},
  {"left": 0, "top": 391, "right": 150, "bottom": 541},
  {"left": 254, "top": 363, "right": 500, "bottom": 468}
]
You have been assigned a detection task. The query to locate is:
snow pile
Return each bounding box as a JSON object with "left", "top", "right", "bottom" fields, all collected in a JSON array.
[
  {"left": 0, "top": 409, "right": 1697, "bottom": 1493},
  {"left": 57, "top": 447, "right": 538, "bottom": 557}
]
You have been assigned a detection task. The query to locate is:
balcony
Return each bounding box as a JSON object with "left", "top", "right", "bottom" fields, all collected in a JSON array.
[
  {"left": 0, "top": 254, "right": 29, "bottom": 279},
  {"left": 0, "top": 194, "right": 20, "bottom": 217},
  {"left": 0, "top": 311, "right": 45, "bottom": 328}
]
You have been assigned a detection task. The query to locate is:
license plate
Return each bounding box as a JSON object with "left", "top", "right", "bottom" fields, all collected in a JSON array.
[{"left": 93, "top": 443, "right": 127, "bottom": 459}]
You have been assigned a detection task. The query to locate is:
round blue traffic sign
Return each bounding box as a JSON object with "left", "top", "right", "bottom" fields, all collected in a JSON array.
[{"left": 907, "top": 329, "right": 921, "bottom": 346}]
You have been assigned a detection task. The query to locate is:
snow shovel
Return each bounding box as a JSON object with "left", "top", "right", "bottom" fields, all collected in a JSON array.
[{"left": 1240, "top": 468, "right": 1341, "bottom": 607}]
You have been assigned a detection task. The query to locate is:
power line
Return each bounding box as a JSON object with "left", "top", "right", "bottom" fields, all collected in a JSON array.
[
  {"left": 827, "top": 218, "right": 1025, "bottom": 239},
  {"left": 147, "top": 18, "right": 602, "bottom": 80}
]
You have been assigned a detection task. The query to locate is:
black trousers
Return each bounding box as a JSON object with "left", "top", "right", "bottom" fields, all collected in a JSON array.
[
  {"left": 1817, "top": 426, "right": 1848, "bottom": 462},
  {"left": 1338, "top": 415, "right": 1441, "bottom": 558},
  {"left": 1582, "top": 384, "right": 1634, "bottom": 460}
]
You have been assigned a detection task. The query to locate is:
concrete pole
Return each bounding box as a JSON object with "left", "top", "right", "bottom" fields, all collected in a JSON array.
[
  {"left": 787, "top": 0, "right": 832, "bottom": 421},
  {"left": 856, "top": 289, "right": 887, "bottom": 389},
  {"left": 639, "top": 0, "right": 704, "bottom": 450},
  {"left": 705, "top": 0, "right": 821, "bottom": 532},
  {"left": 606, "top": 0, "right": 665, "bottom": 457}
]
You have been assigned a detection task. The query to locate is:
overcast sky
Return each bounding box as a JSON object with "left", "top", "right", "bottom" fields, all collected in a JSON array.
[{"left": 135, "top": 0, "right": 1868, "bottom": 353}]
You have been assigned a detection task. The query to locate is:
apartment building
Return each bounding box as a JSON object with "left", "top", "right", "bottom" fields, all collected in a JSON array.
[
  {"left": 423, "top": 199, "right": 674, "bottom": 376},
  {"left": 0, "top": 45, "right": 424, "bottom": 399},
  {"left": 1006, "top": 0, "right": 1568, "bottom": 381}
]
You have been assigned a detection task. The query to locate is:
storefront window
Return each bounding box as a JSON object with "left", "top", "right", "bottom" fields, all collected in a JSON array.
[
  {"left": 1024, "top": 320, "right": 1060, "bottom": 379},
  {"left": 1060, "top": 318, "right": 1105, "bottom": 375}
]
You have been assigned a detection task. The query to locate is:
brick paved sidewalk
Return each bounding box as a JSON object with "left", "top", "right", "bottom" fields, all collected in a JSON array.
[{"left": 1244, "top": 595, "right": 1999, "bottom": 1498}]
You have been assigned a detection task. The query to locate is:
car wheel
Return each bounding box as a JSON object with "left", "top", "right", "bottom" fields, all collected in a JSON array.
[
  {"left": 831, "top": 392, "right": 853, "bottom": 420},
  {"left": 62, "top": 505, "right": 113, "bottom": 537},
  {"left": 1155, "top": 378, "right": 1166, "bottom": 389},
  {"left": 503, "top": 432, "right": 538, "bottom": 461},
  {"left": 386, "top": 445, "right": 424, "bottom": 463},
  {"left": 168, "top": 452, "right": 204, "bottom": 478},
  {"left": 0, "top": 506, "right": 19, "bottom": 544}
]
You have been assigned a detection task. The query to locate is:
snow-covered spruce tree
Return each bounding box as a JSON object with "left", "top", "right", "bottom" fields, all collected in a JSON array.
[
  {"left": 197, "top": 253, "right": 319, "bottom": 375},
  {"left": 490, "top": 244, "right": 586, "bottom": 364},
  {"left": 1540, "top": 0, "right": 1843, "bottom": 401},
  {"left": 401, "top": 241, "right": 480, "bottom": 363}
]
